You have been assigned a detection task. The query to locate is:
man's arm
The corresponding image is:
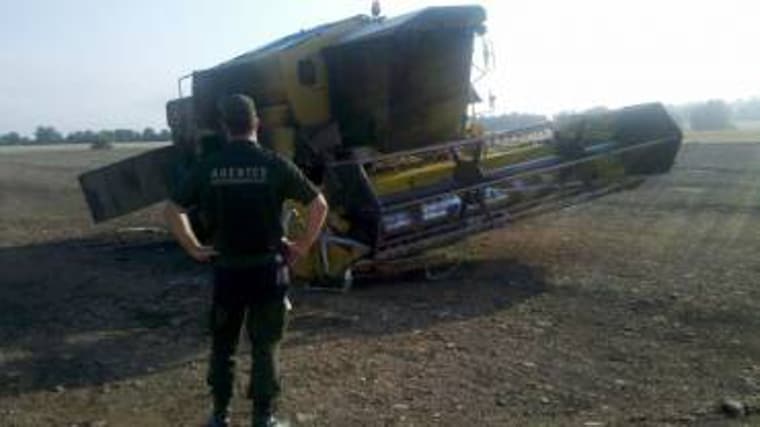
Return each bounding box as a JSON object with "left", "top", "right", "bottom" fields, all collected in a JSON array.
[
  {"left": 283, "top": 193, "right": 328, "bottom": 265},
  {"left": 163, "top": 201, "right": 217, "bottom": 263}
]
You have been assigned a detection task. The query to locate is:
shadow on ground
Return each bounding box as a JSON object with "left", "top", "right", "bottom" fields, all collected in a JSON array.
[{"left": 0, "top": 233, "right": 547, "bottom": 397}]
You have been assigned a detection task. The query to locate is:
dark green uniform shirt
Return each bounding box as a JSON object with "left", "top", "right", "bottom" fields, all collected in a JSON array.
[{"left": 171, "top": 140, "right": 319, "bottom": 268}]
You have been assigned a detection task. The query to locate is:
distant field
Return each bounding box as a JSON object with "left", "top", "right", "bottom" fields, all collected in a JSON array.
[
  {"left": 0, "top": 144, "right": 163, "bottom": 246},
  {"left": 0, "top": 141, "right": 170, "bottom": 154},
  {"left": 3, "top": 129, "right": 760, "bottom": 426},
  {"left": 734, "top": 119, "right": 760, "bottom": 130},
  {"left": 684, "top": 120, "right": 760, "bottom": 143}
]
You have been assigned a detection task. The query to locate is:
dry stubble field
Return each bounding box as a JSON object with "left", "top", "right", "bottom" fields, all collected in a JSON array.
[{"left": 1, "top": 139, "right": 760, "bottom": 426}]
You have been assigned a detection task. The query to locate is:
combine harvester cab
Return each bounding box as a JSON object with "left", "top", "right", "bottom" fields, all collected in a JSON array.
[{"left": 78, "top": 5, "right": 682, "bottom": 288}]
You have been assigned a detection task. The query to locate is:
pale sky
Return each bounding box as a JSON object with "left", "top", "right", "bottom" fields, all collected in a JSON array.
[{"left": 1, "top": 0, "right": 758, "bottom": 135}]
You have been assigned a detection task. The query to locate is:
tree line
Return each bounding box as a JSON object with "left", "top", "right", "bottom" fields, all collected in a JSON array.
[
  {"left": 481, "top": 98, "right": 760, "bottom": 133},
  {"left": 478, "top": 113, "right": 548, "bottom": 132},
  {"left": 0, "top": 126, "right": 172, "bottom": 145},
  {"left": 4, "top": 97, "right": 759, "bottom": 144},
  {"left": 668, "top": 98, "right": 760, "bottom": 131}
]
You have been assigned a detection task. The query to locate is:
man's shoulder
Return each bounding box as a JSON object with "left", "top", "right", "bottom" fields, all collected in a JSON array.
[
  {"left": 256, "top": 148, "right": 298, "bottom": 170},
  {"left": 211, "top": 143, "right": 298, "bottom": 173}
]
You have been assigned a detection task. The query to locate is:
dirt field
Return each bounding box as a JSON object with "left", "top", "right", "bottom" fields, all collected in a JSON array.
[{"left": 1, "top": 140, "right": 760, "bottom": 426}]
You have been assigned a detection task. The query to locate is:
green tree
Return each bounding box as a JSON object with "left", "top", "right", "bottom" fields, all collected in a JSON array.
[
  {"left": 732, "top": 98, "right": 760, "bottom": 121},
  {"left": 113, "top": 129, "right": 141, "bottom": 142},
  {"left": 98, "top": 130, "right": 115, "bottom": 143},
  {"left": 689, "top": 100, "right": 733, "bottom": 131},
  {"left": 66, "top": 130, "right": 99, "bottom": 143},
  {"left": 158, "top": 128, "right": 172, "bottom": 141},
  {"left": 0, "top": 132, "right": 25, "bottom": 145},
  {"left": 142, "top": 127, "right": 159, "bottom": 141},
  {"left": 34, "top": 126, "right": 64, "bottom": 143},
  {"left": 479, "top": 113, "right": 547, "bottom": 132}
]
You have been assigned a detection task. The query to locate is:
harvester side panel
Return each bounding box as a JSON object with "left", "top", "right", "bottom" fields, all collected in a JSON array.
[
  {"left": 78, "top": 145, "right": 179, "bottom": 223},
  {"left": 192, "top": 56, "right": 287, "bottom": 132},
  {"left": 323, "top": 37, "right": 393, "bottom": 150},
  {"left": 388, "top": 29, "right": 474, "bottom": 151},
  {"left": 324, "top": 6, "right": 485, "bottom": 152}
]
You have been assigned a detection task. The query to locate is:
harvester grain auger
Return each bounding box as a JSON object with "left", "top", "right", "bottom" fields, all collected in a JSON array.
[{"left": 78, "top": 5, "right": 682, "bottom": 288}]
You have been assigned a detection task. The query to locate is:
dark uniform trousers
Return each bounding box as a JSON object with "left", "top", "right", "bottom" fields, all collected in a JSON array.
[{"left": 208, "top": 260, "right": 288, "bottom": 419}]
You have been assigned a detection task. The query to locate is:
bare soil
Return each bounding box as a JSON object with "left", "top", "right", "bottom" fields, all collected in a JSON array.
[{"left": 1, "top": 142, "right": 760, "bottom": 426}]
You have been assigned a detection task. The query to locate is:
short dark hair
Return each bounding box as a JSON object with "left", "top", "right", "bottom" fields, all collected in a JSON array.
[{"left": 218, "top": 94, "right": 257, "bottom": 135}]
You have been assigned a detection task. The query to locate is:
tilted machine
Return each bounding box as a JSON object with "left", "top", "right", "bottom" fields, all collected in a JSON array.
[{"left": 79, "top": 5, "right": 682, "bottom": 287}]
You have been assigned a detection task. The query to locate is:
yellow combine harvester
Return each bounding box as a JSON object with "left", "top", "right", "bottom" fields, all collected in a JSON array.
[{"left": 79, "top": 5, "right": 682, "bottom": 288}]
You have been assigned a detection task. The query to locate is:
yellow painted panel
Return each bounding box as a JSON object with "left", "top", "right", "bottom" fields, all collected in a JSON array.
[
  {"left": 371, "top": 145, "right": 554, "bottom": 196},
  {"left": 259, "top": 104, "right": 290, "bottom": 128},
  {"left": 270, "top": 127, "right": 296, "bottom": 160},
  {"left": 277, "top": 18, "right": 367, "bottom": 127}
]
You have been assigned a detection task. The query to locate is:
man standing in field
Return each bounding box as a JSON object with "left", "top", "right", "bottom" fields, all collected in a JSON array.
[{"left": 164, "top": 94, "right": 328, "bottom": 427}]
